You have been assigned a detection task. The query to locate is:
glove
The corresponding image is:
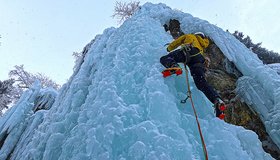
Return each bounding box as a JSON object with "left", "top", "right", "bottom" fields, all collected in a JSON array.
[{"left": 204, "top": 57, "right": 211, "bottom": 68}]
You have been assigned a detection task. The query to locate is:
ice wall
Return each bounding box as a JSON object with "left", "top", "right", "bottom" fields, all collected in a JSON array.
[
  {"left": 0, "top": 3, "right": 274, "bottom": 160},
  {"left": 0, "top": 81, "right": 57, "bottom": 160}
]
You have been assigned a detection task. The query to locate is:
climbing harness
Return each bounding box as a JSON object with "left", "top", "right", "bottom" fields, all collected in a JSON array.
[
  {"left": 182, "top": 62, "right": 209, "bottom": 160},
  {"left": 181, "top": 45, "right": 204, "bottom": 64}
]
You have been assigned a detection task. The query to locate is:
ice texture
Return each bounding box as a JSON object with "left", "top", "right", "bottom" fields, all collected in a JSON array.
[{"left": 0, "top": 3, "right": 274, "bottom": 160}]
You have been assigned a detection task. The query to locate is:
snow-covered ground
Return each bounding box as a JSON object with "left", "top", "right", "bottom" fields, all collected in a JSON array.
[{"left": 0, "top": 3, "right": 277, "bottom": 160}]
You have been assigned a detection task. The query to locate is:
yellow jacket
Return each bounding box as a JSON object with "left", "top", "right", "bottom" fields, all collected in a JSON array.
[{"left": 167, "top": 34, "right": 209, "bottom": 53}]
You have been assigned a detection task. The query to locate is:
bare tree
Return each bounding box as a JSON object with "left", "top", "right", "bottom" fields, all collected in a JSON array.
[
  {"left": 9, "top": 65, "right": 60, "bottom": 95},
  {"left": 0, "top": 65, "right": 60, "bottom": 115},
  {"left": 0, "top": 79, "right": 15, "bottom": 115},
  {"left": 9, "top": 65, "right": 33, "bottom": 89},
  {"left": 112, "top": 1, "right": 140, "bottom": 23},
  {"left": 72, "top": 52, "right": 83, "bottom": 62}
]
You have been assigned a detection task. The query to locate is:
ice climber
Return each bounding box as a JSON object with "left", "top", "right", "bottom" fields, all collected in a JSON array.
[{"left": 160, "top": 31, "right": 226, "bottom": 120}]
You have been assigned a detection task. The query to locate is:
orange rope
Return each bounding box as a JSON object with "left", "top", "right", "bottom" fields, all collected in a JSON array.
[{"left": 183, "top": 63, "right": 208, "bottom": 160}]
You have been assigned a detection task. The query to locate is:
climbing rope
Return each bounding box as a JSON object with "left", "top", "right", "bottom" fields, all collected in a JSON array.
[{"left": 183, "top": 63, "right": 209, "bottom": 160}]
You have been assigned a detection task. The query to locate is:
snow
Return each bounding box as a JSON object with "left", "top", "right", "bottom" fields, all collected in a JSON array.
[
  {"left": 268, "top": 63, "right": 280, "bottom": 75},
  {"left": 0, "top": 2, "right": 276, "bottom": 160}
]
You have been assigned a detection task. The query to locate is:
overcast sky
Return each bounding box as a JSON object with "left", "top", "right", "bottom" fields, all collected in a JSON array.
[{"left": 1, "top": 0, "right": 279, "bottom": 85}]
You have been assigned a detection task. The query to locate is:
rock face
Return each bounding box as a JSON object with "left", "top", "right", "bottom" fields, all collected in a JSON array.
[
  {"left": 206, "top": 43, "right": 280, "bottom": 159},
  {"left": 165, "top": 19, "right": 280, "bottom": 159}
]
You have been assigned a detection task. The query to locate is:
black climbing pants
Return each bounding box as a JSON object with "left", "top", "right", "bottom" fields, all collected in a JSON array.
[{"left": 160, "top": 48, "right": 219, "bottom": 103}]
